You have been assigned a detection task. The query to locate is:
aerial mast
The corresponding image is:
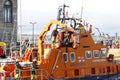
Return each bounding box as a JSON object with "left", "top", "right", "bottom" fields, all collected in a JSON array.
[
  {"left": 57, "top": 4, "right": 69, "bottom": 23},
  {"left": 19, "top": 0, "right": 22, "bottom": 57}
]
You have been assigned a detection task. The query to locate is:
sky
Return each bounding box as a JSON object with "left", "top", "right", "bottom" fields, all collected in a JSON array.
[{"left": 18, "top": 0, "right": 120, "bottom": 36}]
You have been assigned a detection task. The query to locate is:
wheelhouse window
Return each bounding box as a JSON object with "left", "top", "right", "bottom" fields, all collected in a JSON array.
[
  {"left": 101, "top": 48, "right": 107, "bottom": 58},
  {"left": 63, "top": 52, "right": 68, "bottom": 62},
  {"left": 85, "top": 51, "right": 92, "bottom": 59},
  {"left": 93, "top": 50, "right": 99, "bottom": 58},
  {"left": 4, "top": 0, "right": 13, "bottom": 23},
  {"left": 70, "top": 52, "right": 75, "bottom": 62}
]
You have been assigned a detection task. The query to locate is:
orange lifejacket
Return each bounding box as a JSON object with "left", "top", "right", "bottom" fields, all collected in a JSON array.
[{"left": 11, "top": 51, "right": 20, "bottom": 60}]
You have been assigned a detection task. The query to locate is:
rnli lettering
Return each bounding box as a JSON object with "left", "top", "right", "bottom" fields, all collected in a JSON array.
[
  {"left": 70, "top": 62, "right": 85, "bottom": 66},
  {"left": 92, "top": 59, "right": 106, "bottom": 62}
]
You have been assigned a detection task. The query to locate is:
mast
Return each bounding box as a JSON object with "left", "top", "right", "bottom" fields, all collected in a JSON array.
[
  {"left": 57, "top": 4, "right": 77, "bottom": 29},
  {"left": 57, "top": 4, "right": 69, "bottom": 23},
  {"left": 80, "top": 0, "right": 84, "bottom": 21},
  {"left": 80, "top": 5, "right": 83, "bottom": 19},
  {"left": 19, "top": 0, "right": 22, "bottom": 57}
]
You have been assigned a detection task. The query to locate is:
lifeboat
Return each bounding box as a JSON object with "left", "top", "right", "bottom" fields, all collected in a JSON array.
[{"left": 1, "top": 4, "right": 120, "bottom": 80}]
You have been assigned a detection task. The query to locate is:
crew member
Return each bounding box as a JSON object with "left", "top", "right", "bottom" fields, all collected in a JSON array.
[
  {"left": 31, "top": 59, "right": 38, "bottom": 80},
  {"left": 21, "top": 39, "right": 29, "bottom": 50},
  {"left": 0, "top": 47, "right": 6, "bottom": 58},
  {"left": 51, "top": 29, "right": 58, "bottom": 48},
  {"left": 79, "top": 24, "right": 85, "bottom": 32},
  {"left": 63, "top": 32, "right": 71, "bottom": 52},
  {"left": 63, "top": 32, "right": 70, "bottom": 43},
  {"left": 15, "top": 59, "right": 23, "bottom": 80}
]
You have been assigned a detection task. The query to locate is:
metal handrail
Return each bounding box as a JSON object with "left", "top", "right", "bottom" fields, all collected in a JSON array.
[{"left": 13, "top": 68, "right": 51, "bottom": 80}]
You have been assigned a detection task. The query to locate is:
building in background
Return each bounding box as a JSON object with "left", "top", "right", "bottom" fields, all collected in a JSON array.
[
  {"left": 0, "top": 0, "right": 17, "bottom": 46},
  {"left": 17, "top": 34, "right": 52, "bottom": 45}
]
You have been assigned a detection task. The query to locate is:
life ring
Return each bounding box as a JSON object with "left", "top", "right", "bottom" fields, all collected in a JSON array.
[{"left": 55, "top": 27, "right": 79, "bottom": 49}]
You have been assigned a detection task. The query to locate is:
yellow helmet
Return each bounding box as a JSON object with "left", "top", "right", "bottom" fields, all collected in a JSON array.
[
  {"left": 16, "top": 59, "right": 20, "bottom": 62},
  {"left": 33, "top": 58, "right": 37, "bottom": 62},
  {"left": 64, "top": 33, "right": 69, "bottom": 37}
]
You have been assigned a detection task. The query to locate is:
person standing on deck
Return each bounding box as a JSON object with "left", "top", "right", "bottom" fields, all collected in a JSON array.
[
  {"left": 31, "top": 58, "right": 39, "bottom": 80},
  {"left": 15, "top": 59, "right": 23, "bottom": 80},
  {"left": 0, "top": 46, "right": 6, "bottom": 58}
]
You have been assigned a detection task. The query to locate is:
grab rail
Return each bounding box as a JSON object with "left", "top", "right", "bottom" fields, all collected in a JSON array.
[{"left": 12, "top": 68, "right": 51, "bottom": 80}]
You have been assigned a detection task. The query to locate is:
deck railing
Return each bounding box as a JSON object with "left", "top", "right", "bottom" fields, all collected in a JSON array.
[{"left": 10, "top": 68, "right": 51, "bottom": 80}]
